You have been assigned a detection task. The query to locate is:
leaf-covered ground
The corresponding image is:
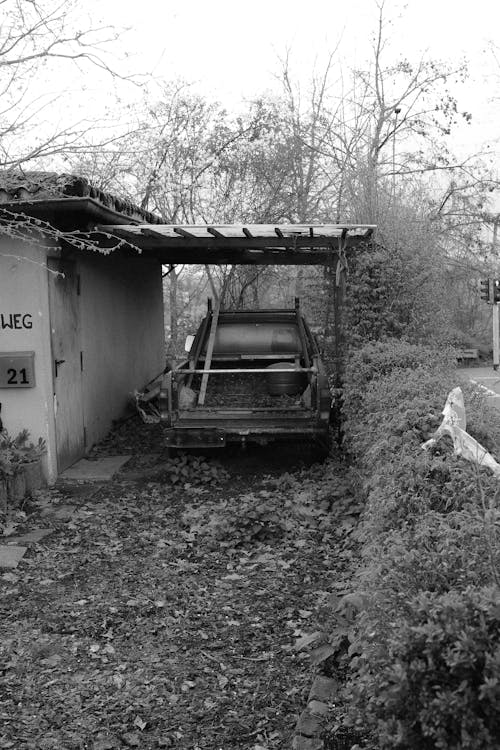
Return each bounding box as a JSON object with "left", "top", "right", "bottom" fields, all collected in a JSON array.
[{"left": 0, "top": 424, "right": 360, "bottom": 750}]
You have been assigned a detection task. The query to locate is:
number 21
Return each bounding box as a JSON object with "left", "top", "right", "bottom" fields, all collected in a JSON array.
[{"left": 7, "top": 368, "right": 29, "bottom": 385}]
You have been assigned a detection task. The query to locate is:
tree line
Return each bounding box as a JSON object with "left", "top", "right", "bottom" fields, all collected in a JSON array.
[{"left": 2, "top": 0, "right": 499, "bottom": 355}]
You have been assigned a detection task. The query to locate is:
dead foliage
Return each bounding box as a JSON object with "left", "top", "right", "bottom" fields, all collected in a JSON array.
[{"left": 0, "top": 444, "right": 361, "bottom": 749}]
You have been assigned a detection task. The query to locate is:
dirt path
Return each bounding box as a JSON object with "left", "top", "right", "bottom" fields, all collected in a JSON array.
[{"left": 0, "top": 433, "right": 359, "bottom": 750}]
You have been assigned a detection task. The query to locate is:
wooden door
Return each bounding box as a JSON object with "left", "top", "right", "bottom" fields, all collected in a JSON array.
[{"left": 47, "top": 258, "right": 85, "bottom": 472}]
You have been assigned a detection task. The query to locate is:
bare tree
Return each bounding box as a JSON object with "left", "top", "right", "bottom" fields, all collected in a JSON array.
[
  {"left": 0, "top": 0, "right": 134, "bottom": 171},
  {"left": 64, "top": 1, "right": 498, "bottom": 346}
]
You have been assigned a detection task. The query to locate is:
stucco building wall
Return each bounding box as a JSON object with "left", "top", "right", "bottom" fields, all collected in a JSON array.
[
  {"left": 1, "top": 238, "right": 165, "bottom": 483},
  {"left": 0, "top": 239, "right": 57, "bottom": 481},
  {"left": 78, "top": 253, "right": 165, "bottom": 449}
]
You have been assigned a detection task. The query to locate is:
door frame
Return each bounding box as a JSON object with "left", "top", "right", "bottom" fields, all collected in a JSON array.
[{"left": 47, "top": 257, "right": 85, "bottom": 473}]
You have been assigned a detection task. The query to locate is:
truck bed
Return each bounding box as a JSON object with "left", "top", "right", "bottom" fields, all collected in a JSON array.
[{"left": 189, "top": 371, "right": 305, "bottom": 409}]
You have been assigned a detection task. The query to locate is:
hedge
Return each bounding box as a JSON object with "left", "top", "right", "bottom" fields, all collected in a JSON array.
[{"left": 339, "top": 339, "right": 500, "bottom": 749}]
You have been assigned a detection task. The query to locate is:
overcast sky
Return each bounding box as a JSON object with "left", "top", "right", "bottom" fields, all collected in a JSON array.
[
  {"left": 90, "top": 0, "right": 499, "bottom": 155},
  {"left": 47, "top": 0, "right": 499, "bottom": 174}
]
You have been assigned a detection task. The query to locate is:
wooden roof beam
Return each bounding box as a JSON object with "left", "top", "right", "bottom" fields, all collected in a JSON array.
[
  {"left": 141, "top": 227, "right": 172, "bottom": 240},
  {"left": 173, "top": 227, "right": 197, "bottom": 238},
  {"left": 104, "top": 233, "right": 371, "bottom": 251},
  {"left": 207, "top": 227, "right": 225, "bottom": 238}
]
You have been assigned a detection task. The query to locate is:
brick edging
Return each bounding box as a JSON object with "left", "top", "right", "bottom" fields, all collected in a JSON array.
[{"left": 292, "top": 675, "right": 338, "bottom": 749}]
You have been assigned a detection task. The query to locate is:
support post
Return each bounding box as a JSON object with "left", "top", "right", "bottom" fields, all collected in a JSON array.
[
  {"left": 333, "top": 256, "right": 344, "bottom": 387},
  {"left": 332, "top": 256, "right": 345, "bottom": 444},
  {"left": 493, "top": 303, "right": 499, "bottom": 371}
]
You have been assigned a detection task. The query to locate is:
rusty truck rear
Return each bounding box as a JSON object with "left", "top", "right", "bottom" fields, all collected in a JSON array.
[{"left": 157, "top": 300, "right": 331, "bottom": 449}]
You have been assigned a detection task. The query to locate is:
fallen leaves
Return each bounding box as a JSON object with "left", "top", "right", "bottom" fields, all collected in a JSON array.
[
  {"left": 0, "top": 447, "right": 361, "bottom": 749},
  {"left": 293, "top": 631, "right": 322, "bottom": 651},
  {"left": 310, "top": 643, "right": 337, "bottom": 666},
  {"left": 121, "top": 731, "right": 141, "bottom": 747},
  {"left": 39, "top": 653, "right": 62, "bottom": 667}
]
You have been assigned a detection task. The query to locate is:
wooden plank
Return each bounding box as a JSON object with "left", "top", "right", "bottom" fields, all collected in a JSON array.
[
  {"left": 197, "top": 299, "right": 221, "bottom": 406},
  {"left": 187, "top": 308, "right": 211, "bottom": 389},
  {"left": 197, "top": 270, "right": 235, "bottom": 406},
  {"left": 141, "top": 227, "right": 179, "bottom": 238}
]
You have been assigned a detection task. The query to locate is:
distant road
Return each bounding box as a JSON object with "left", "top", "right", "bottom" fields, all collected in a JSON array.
[{"left": 458, "top": 366, "right": 500, "bottom": 411}]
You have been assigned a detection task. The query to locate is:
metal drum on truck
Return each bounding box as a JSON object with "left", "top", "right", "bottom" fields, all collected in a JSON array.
[{"left": 265, "top": 362, "right": 307, "bottom": 396}]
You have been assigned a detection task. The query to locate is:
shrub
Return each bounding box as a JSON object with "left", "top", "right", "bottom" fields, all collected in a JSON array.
[
  {"left": 342, "top": 343, "right": 457, "bottom": 458},
  {"left": 337, "top": 339, "right": 500, "bottom": 748},
  {"left": 0, "top": 429, "right": 46, "bottom": 478},
  {"left": 343, "top": 341, "right": 500, "bottom": 464},
  {"left": 358, "top": 509, "right": 500, "bottom": 613},
  {"left": 347, "top": 587, "right": 500, "bottom": 749},
  {"left": 361, "top": 452, "right": 500, "bottom": 536},
  {"left": 344, "top": 339, "right": 454, "bottom": 393},
  {"left": 342, "top": 242, "right": 452, "bottom": 347}
]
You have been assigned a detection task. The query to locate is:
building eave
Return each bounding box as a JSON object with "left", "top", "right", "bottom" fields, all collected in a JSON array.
[{"left": 0, "top": 196, "right": 156, "bottom": 231}]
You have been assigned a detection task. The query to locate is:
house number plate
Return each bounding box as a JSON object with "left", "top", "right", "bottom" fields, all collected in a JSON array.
[{"left": 0, "top": 352, "right": 36, "bottom": 388}]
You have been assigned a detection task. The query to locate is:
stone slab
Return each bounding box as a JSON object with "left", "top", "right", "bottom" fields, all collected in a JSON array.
[
  {"left": 6, "top": 529, "right": 52, "bottom": 545},
  {"left": 308, "top": 675, "right": 338, "bottom": 702},
  {"left": 59, "top": 456, "right": 131, "bottom": 482},
  {"left": 292, "top": 737, "right": 324, "bottom": 750},
  {"left": 0, "top": 545, "right": 27, "bottom": 568},
  {"left": 296, "top": 710, "right": 324, "bottom": 738},
  {"left": 308, "top": 700, "right": 329, "bottom": 717}
]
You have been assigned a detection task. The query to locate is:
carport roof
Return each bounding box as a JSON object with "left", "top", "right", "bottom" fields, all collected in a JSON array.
[
  {"left": 97, "top": 223, "right": 375, "bottom": 265},
  {"left": 0, "top": 173, "right": 375, "bottom": 264}
]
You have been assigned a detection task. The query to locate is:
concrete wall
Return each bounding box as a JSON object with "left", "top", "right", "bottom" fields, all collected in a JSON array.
[
  {"left": 0, "top": 239, "right": 164, "bottom": 481},
  {"left": 0, "top": 239, "right": 57, "bottom": 482},
  {"left": 78, "top": 253, "right": 164, "bottom": 449}
]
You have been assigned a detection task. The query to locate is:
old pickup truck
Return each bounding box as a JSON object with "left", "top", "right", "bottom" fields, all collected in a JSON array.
[{"left": 152, "top": 299, "right": 332, "bottom": 450}]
